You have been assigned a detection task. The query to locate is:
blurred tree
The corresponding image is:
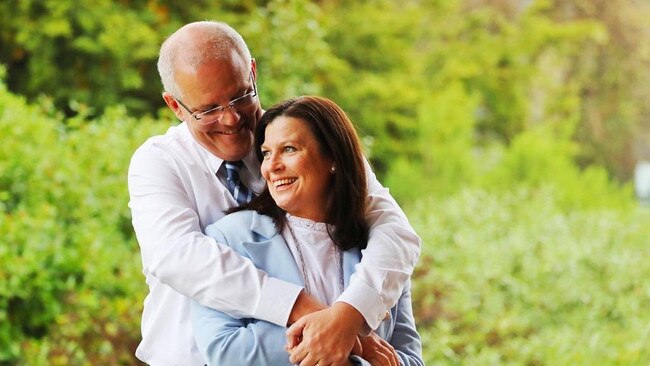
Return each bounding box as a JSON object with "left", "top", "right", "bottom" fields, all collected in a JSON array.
[
  {"left": 1, "top": 1, "right": 648, "bottom": 363},
  {"left": 0, "top": 0, "right": 166, "bottom": 116},
  {"left": 318, "top": 0, "right": 425, "bottom": 175},
  {"left": 543, "top": 0, "right": 650, "bottom": 180},
  {"left": 235, "top": 0, "right": 345, "bottom": 106},
  {"left": 1, "top": 0, "right": 647, "bottom": 182}
]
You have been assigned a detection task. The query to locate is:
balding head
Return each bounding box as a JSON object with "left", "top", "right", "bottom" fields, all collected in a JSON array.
[{"left": 157, "top": 21, "right": 252, "bottom": 99}]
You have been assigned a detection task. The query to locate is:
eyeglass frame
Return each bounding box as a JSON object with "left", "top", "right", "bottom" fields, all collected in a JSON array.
[{"left": 173, "top": 72, "right": 257, "bottom": 125}]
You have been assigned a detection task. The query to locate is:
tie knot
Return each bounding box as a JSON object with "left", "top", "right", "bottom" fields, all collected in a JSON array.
[
  {"left": 221, "top": 160, "right": 255, "bottom": 204},
  {"left": 224, "top": 160, "right": 243, "bottom": 182},
  {"left": 224, "top": 160, "right": 243, "bottom": 167}
]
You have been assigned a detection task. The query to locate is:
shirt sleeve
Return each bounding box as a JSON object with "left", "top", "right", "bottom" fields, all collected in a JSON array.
[
  {"left": 336, "top": 159, "right": 422, "bottom": 331},
  {"left": 128, "top": 144, "right": 302, "bottom": 326},
  {"left": 389, "top": 280, "right": 425, "bottom": 366},
  {"left": 191, "top": 300, "right": 293, "bottom": 366}
]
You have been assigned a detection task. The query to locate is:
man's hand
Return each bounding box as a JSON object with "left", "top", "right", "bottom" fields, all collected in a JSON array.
[
  {"left": 285, "top": 345, "right": 356, "bottom": 366},
  {"left": 286, "top": 302, "right": 365, "bottom": 366},
  {"left": 360, "top": 332, "right": 399, "bottom": 366}
]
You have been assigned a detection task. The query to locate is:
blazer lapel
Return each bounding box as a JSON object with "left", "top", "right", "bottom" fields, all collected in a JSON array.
[
  {"left": 244, "top": 212, "right": 364, "bottom": 299},
  {"left": 242, "top": 212, "right": 305, "bottom": 286}
]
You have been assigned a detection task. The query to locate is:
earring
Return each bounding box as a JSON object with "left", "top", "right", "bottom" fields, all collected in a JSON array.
[{"left": 330, "top": 165, "right": 336, "bottom": 173}]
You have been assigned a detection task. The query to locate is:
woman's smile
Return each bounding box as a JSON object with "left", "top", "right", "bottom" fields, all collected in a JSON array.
[
  {"left": 260, "top": 116, "right": 333, "bottom": 222},
  {"left": 272, "top": 177, "right": 298, "bottom": 189}
]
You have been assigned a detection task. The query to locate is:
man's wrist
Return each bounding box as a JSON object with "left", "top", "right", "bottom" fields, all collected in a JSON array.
[
  {"left": 337, "top": 278, "right": 387, "bottom": 331},
  {"left": 287, "top": 290, "right": 325, "bottom": 325},
  {"left": 332, "top": 301, "right": 366, "bottom": 334}
]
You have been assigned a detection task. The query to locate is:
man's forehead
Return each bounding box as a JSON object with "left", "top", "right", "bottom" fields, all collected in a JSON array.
[
  {"left": 176, "top": 58, "right": 249, "bottom": 102},
  {"left": 177, "top": 51, "right": 248, "bottom": 76}
]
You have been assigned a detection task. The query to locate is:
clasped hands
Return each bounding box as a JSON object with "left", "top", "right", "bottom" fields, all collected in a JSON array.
[{"left": 285, "top": 300, "right": 398, "bottom": 366}]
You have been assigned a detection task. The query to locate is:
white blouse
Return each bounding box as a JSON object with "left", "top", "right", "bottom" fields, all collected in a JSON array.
[{"left": 283, "top": 214, "right": 343, "bottom": 306}]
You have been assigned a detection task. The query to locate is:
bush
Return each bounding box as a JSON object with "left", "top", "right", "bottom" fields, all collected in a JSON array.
[
  {"left": 409, "top": 187, "right": 650, "bottom": 365},
  {"left": 384, "top": 82, "right": 479, "bottom": 201},
  {"left": 0, "top": 83, "right": 168, "bottom": 365}
]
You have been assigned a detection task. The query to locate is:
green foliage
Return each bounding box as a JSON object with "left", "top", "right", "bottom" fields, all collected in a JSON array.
[
  {"left": 0, "top": 0, "right": 648, "bottom": 364},
  {"left": 0, "top": 0, "right": 163, "bottom": 116},
  {"left": 385, "top": 82, "right": 479, "bottom": 201},
  {"left": 482, "top": 124, "right": 634, "bottom": 211},
  {"left": 409, "top": 187, "right": 650, "bottom": 365},
  {"left": 236, "top": 0, "right": 345, "bottom": 105},
  {"left": 1, "top": 0, "right": 648, "bottom": 180},
  {"left": 318, "top": 0, "right": 423, "bottom": 175},
  {"left": 544, "top": 0, "right": 650, "bottom": 180},
  {"left": 0, "top": 84, "right": 168, "bottom": 364}
]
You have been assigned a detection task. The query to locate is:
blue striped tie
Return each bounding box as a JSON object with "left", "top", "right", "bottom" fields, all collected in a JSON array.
[{"left": 223, "top": 161, "right": 255, "bottom": 205}]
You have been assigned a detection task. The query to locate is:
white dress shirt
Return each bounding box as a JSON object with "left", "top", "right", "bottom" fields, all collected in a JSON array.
[{"left": 127, "top": 122, "right": 421, "bottom": 366}]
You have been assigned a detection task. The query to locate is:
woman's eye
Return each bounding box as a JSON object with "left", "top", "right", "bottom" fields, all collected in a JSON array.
[
  {"left": 261, "top": 150, "right": 270, "bottom": 158},
  {"left": 283, "top": 146, "right": 297, "bottom": 153}
]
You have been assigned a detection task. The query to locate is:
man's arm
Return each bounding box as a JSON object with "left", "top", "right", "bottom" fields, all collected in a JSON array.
[
  {"left": 128, "top": 143, "right": 302, "bottom": 325},
  {"left": 190, "top": 300, "right": 292, "bottom": 365},
  {"left": 338, "top": 159, "right": 421, "bottom": 329}
]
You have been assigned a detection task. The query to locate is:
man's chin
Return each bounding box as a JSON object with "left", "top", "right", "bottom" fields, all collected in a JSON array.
[{"left": 211, "top": 142, "right": 252, "bottom": 161}]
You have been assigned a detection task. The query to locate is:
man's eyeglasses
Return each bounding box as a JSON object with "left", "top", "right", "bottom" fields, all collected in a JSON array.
[{"left": 174, "top": 72, "right": 257, "bottom": 125}]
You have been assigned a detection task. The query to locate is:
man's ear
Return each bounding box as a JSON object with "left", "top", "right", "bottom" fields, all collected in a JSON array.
[
  {"left": 162, "top": 92, "right": 184, "bottom": 121},
  {"left": 251, "top": 58, "right": 257, "bottom": 81}
]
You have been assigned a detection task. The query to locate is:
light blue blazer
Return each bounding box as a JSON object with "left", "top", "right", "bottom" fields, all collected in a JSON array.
[{"left": 191, "top": 210, "right": 423, "bottom": 366}]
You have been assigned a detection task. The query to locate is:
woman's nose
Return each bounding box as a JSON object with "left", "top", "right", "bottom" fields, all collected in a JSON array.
[{"left": 266, "top": 153, "right": 285, "bottom": 172}]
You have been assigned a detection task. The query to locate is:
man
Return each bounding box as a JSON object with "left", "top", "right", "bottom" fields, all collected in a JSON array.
[{"left": 128, "top": 21, "right": 420, "bottom": 366}]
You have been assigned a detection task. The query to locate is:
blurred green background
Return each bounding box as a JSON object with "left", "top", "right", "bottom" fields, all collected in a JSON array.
[{"left": 1, "top": 0, "right": 649, "bottom": 365}]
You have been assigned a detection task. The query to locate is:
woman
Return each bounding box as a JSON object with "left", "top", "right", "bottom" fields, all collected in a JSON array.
[{"left": 191, "top": 96, "right": 423, "bottom": 366}]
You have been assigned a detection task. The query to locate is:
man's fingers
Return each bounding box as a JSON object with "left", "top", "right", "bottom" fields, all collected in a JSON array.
[
  {"left": 351, "top": 336, "right": 363, "bottom": 356},
  {"left": 287, "top": 306, "right": 360, "bottom": 365},
  {"left": 361, "top": 333, "right": 399, "bottom": 366},
  {"left": 288, "top": 341, "right": 309, "bottom": 364},
  {"left": 373, "top": 349, "right": 391, "bottom": 366},
  {"left": 370, "top": 338, "right": 395, "bottom": 366},
  {"left": 378, "top": 338, "right": 398, "bottom": 366},
  {"left": 286, "top": 318, "right": 306, "bottom": 348},
  {"left": 297, "top": 351, "right": 320, "bottom": 366},
  {"left": 287, "top": 317, "right": 307, "bottom": 337},
  {"left": 286, "top": 334, "right": 301, "bottom": 350}
]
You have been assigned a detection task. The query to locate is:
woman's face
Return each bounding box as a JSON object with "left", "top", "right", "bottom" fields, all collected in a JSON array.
[{"left": 260, "top": 116, "right": 333, "bottom": 222}]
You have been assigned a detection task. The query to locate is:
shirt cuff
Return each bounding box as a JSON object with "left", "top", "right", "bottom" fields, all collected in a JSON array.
[
  {"left": 253, "top": 277, "right": 303, "bottom": 327},
  {"left": 337, "top": 277, "right": 388, "bottom": 332}
]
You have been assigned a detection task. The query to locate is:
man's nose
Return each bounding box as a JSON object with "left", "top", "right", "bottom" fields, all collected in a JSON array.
[{"left": 219, "top": 107, "right": 241, "bottom": 126}]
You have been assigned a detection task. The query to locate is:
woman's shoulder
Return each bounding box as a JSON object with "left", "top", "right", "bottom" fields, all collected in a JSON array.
[
  {"left": 219, "top": 209, "right": 257, "bottom": 224},
  {"left": 207, "top": 210, "right": 256, "bottom": 234},
  {"left": 205, "top": 210, "right": 277, "bottom": 242}
]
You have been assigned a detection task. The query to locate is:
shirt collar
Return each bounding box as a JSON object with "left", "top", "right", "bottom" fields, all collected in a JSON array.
[
  {"left": 178, "top": 122, "right": 263, "bottom": 189},
  {"left": 195, "top": 140, "right": 260, "bottom": 181}
]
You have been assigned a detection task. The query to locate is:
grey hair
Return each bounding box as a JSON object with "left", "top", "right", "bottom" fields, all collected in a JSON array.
[{"left": 157, "top": 21, "right": 252, "bottom": 99}]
